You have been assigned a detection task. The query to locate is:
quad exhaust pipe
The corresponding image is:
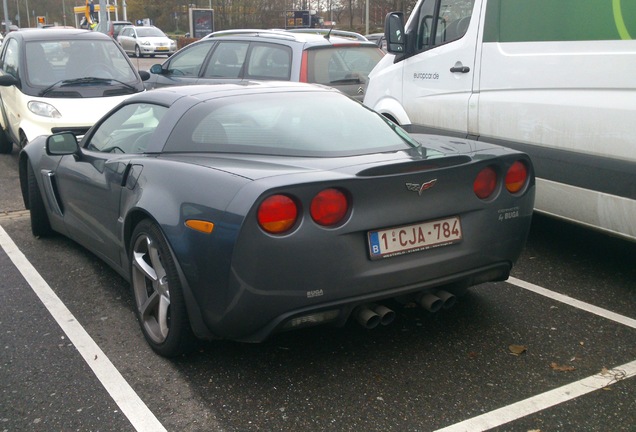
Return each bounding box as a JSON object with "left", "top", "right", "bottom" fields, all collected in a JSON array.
[
  {"left": 354, "top": 290, "right": 458, "bottom": 329},
  {"left": 355, "top": 304, "right": 396, "bottom": 329},
  {"left": 418, "top": 290, "right": 457, "bottom": 312}
]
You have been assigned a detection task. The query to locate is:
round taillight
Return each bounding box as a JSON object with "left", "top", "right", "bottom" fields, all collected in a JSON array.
[
  {"left": 257, "top": 195, "right": 298, "bottom": 234},
  {"left": 505, "top": 161, "right": 528, "bottom": 194},
  {"left": 473, "top": 167, "right": 498, "bottom": 199},
  {"left": 310, "top": 188, "right": 349, "bottom": 226}
]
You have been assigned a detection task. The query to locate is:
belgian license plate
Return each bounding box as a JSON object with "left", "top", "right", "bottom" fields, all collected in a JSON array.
[{"left": 368, "top": 216, "right": 462, "bottom": 260}]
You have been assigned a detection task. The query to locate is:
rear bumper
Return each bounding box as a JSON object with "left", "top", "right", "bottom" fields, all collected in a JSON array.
[{"left": 193, "top": 260, "right": 512, "bottom": 342}]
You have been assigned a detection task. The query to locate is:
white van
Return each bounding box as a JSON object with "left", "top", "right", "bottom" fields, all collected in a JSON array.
[{"left": 364, "top": 0, "right": 636, "bottom": 242}]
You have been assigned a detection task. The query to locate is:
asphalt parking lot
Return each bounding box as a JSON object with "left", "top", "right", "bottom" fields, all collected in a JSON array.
[{"left": 1, "top": 138, "right": 635, "bottom": 431}]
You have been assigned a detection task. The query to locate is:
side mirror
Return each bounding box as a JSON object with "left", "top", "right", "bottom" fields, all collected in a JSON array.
[
  {"left": 149, "top": 64, "right": 164, "bottom": 75},
  {"left": 385, "top": 12, "right": 405, "bottom": 54},
  {"left": 138, "top": 70, "right": 150, "bottom": 81},
  {"left": 46, "top": 132, "right": 79, "bottom": 156},
  {"left": 0, "top": 74, "right": 19, "bottom": 87}
]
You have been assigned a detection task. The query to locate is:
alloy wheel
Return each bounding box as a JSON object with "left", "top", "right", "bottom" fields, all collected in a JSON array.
[{"left": 131, "top": 233, "right": 171, "bottom": 344}]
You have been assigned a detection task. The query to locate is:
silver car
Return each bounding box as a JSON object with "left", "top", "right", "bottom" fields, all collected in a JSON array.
[
  {"left": 117, "top": 25, "right": 177, "bottom": 58},
  {"left": 144, "top": 29, "right": 385, "bottom": 101}
]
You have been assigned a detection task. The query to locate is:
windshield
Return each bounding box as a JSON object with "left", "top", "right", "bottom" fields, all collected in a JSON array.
[
  {"left": 136, "top": 27, "right": 166, "bottom": 38},
  {"left": 164, "top": 90, "right": 418, "bottom": 156},
  {"left": 25, "top": 39, "right": 138, "bottom": 86}
]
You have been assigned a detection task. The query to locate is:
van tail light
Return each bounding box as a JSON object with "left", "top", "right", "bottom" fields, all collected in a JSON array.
[
  {"left": 257, "top": 195, "right": 298, "bottom": 234},
  {"left": 473, "top": 167, "right": 497, "bottom": 199},
  {"left": 505, "top": 161, "right": 528, "bottom": 194},
  {"left": 299, "top": 51, "right": 309, "bottom": 82},
  {"left": 310, "top": 188, "right": 349, "bottom": 226}
]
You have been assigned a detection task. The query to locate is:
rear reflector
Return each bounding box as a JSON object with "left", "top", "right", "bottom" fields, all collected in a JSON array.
[
  {"left": 299, "top": 51, "right": 309, "bottom": 82},
  {"left": 257, "top": 194, "right": 298, "bottom": 234},
  {"left": 283, "top": 310, "right": 340, "bottom": 329}
]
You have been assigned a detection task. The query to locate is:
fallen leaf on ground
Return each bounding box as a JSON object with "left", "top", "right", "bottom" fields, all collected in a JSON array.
[
  {"left": 550, "top": 362, "right": 576, "bottom": 372},
  {"left": 508, "top": 344, "right": 528, "bottom": 356}
]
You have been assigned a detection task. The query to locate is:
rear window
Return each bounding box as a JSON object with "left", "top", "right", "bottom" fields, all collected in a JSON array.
[
  {"left": 164, "top": 90, "right": 417, "bottom": 156},
  {"left": 305, "top": 46, "right": 383, "bottom": 85}
]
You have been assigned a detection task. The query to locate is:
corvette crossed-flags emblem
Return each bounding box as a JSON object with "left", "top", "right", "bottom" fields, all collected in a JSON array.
[{"left": 406, "top": 179, "right": 437, "bottom": 195}]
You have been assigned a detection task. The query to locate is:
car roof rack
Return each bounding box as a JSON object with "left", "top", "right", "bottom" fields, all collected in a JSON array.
[
  {"left": 203, "top": 29, "right": 297, "bottom": 41},
  {"left": 285, "top": 28, "right": 369, "bottom": 41}
]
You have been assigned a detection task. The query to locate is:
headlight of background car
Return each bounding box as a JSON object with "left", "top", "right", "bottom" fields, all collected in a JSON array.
[{"left": 28, "top": 101, "right": 62, "bottom": 118}]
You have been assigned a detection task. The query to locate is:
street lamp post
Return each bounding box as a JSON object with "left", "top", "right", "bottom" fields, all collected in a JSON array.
[
  {"left": 2, "top": 0, "right": 9, "bottom": 33},
  {"left": 365, "top": 0, "right": 369, "bottom": 35}
]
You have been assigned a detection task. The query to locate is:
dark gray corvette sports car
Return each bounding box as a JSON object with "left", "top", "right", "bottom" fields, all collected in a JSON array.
[{"left": 19, "top": 82, "right": 535, "bottom": 357}]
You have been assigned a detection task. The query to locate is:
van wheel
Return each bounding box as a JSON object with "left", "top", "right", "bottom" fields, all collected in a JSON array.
[
  {"left": 27, "top": 160, "right": 52, "bottom": 237},
  {"left": 0, "top": 129, "right": 12, "bottom": 154}
]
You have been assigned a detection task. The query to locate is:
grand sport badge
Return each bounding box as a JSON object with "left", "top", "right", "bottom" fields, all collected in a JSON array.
[{"left": 406, "top": 179, "right": 437, "bottom": 195}]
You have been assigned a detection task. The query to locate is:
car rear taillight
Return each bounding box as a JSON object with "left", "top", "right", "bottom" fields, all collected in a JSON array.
[
  {"left": 310, "top": 188, "right": 349, "bottom": 226},
  {"left": 505, "top": 161, "right": 528, "bottom": 194},
  {"left": 257, "top": 195, "right": 298, "bottom": 234},
  {"left": 299, "top": 51, "right": 309, "bottom": 82},
  {"left": 473, "top": 167, "right": 498, "bottom": 199}
]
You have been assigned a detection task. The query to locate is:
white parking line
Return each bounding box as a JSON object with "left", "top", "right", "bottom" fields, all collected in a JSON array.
[
  {"left": 508, "top": 276, "right": 636, "bottom": 329},
  {"left": 435, "top": 359, "right": 636, "bottom": 432},
  {"left": 0, "top": 226, "right": 167, "bottom": 432},
  {"left": 4, "top": 221, "right": 634, "bottom": 432},
  {"left": 434, "top": 276, "right": 636, "bottom": 432}
]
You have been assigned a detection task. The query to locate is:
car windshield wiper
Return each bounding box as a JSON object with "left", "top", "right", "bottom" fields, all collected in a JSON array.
[
  {"left": 329, "top": 77, "right": 362, "bottom": 84},
  {"left": 39, "top": 77, "right": 137, "bottom": 96}
]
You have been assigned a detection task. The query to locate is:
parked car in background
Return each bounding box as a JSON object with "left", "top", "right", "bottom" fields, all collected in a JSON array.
[
  {"left": 94, "top": 20, "right": 132, "bottom": 40},
  {"left": 19, "top": 81, "right": 535, "bottom": 357},
  {"left": 0, "top": 29, "right": 149, "bottom": 153},
  {"left": 143, "top": 29, "right": 384, "bottom": 101},
  {"left": 117, "top": 25, "right": 177, "bottom": 57},
  {"left": 365, "top": 32, "right": 387, "bottom": 52}
]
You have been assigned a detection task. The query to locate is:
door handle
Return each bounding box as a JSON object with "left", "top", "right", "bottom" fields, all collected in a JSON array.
[{"left": 450, "top": 65, "right": 470, "bottom": 73}]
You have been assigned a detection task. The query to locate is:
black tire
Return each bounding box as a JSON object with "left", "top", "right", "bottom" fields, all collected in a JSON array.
[
  {"left": 27, "top": 160, "right": 52, "bottom": 237},
  {"left": 19, "top": 132, "right": 28, "bottom": 150},
  {"left": 130, "top": 220, "right": 195, "bottom": 357},
  {"left": 134, "top": 45, "right": 142, "bottom": 58},
  {"left": 0, "top": 129, "right": 12, "bottom": 154}
]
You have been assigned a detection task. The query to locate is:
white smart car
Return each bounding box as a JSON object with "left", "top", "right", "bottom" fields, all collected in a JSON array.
[{"left": 0, "top": 29, "right": 149, "bottom": 154}]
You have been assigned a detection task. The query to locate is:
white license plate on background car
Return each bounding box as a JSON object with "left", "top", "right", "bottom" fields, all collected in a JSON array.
[{"left": 368, "top": 216, "right": 462, "bottom": 260}]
